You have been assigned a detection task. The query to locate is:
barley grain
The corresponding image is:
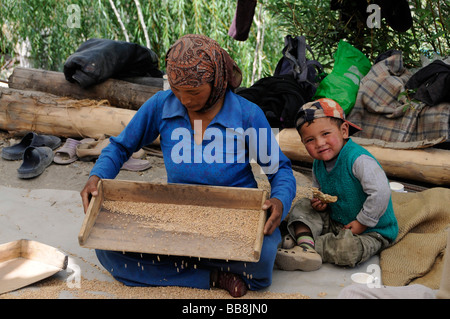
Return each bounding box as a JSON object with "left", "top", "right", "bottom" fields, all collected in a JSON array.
[
  {"left": 0, "top": 276, "right": 310, "bottom": 299},
  {"left": 102, "top": 201, "right": 260, "bottom": 247}
]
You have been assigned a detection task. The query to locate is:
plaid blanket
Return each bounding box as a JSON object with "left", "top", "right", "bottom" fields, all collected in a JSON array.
[{"left": 348, "top": 53, "right": 450, "bottom": 149}]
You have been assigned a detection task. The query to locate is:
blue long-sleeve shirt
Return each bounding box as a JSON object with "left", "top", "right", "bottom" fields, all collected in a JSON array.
[{"left": 90, "top": 89, "right": 296, "bottom": 219}]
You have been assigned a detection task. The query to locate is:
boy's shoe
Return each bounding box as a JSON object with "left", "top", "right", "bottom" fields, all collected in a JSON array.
[
  {"left": 281, "top": 234, "right": 296, "bottom": 249},
  {"left": 275, "top": 245, "right": 322, "bottom": 271}
]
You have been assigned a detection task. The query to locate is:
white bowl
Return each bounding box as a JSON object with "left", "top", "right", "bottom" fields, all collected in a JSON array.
[
  {"left": 389, "top": 182, "right": 405, "bottom": 192},
  {"left": 351, "top": 272, "right": 375, "bottom": 285}
]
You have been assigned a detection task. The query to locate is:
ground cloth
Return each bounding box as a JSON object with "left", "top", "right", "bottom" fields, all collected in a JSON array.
[{"left": 380, "top": 188, "right": 450, "bottom": 288}]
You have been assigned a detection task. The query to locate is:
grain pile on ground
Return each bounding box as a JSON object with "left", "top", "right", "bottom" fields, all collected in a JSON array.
[
  {"left": 1, "top": 275, "right": 310, "bottom": 299},
  {"left": 294, "top": 186, "right": 314, "bottom": 202},
  {"left": 257, "top": 178, "right": 311, "bottom": 204}
]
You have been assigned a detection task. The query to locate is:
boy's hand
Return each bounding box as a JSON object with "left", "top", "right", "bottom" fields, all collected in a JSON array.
[
  {"left": 344, "top": 220, "right": 367, "bottom": 235},
  {"left": 311, "top": 197, "right": 327, "bottom": 211},
  {"left": 262, "top": 198, "right": 283, "bottom": 235}
]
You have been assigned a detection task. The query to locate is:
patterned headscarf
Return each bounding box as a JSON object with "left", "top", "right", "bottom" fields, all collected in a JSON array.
[{"left": 165, "top": 34, "right": 242, "bottom": 112}]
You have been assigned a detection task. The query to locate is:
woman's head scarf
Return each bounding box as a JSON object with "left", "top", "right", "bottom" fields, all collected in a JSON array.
[{"left": 165, "top": 34, "right": 242, "bottom": 112}]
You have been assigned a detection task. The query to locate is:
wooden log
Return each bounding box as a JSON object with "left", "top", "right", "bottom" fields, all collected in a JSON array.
[
  {"left": 278, "top": 128, "right": 450, "bottom": 186},
  {"left": 8, "top": 67, "right": 163, "bottom": 110},
  {"left": 1, "top": 85, "right": 447, "bottom": 185},
  {"left": 0, "top": 87, "right": 136, "bottom": 139}
]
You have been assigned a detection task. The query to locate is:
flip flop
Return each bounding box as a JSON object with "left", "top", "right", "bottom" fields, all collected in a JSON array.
[
  {"left": 53, "top": 138, "right": 94, "bottom": 164},
  {"left": 2, "top": 132, "right": 61, "bottom": 161},
  {"left": 17, "top": 146, "right": 54, "bottom": 179},
  {"left": 121, "top": 157, "right": 152, "bottom": 172}
]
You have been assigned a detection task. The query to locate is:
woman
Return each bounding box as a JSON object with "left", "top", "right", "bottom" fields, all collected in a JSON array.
[{"left": 80, "top": 34, "right": 296, "bottom": 297}]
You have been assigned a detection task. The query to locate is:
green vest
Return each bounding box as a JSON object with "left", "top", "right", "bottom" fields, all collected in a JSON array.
[{"left": 313, "top": 138, "right": 398, "bottom": 242}]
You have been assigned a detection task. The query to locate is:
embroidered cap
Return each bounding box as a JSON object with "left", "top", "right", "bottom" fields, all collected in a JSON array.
[{"left": 295, "top": 98, "right": 362, "bottom": 136}]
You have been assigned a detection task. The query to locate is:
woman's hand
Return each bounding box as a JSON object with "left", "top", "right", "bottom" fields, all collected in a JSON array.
[
  {"left": 80, "top": 175, "right": 101, "bottom": 213},
  {"left": 262, "top": 198, "right": 283, "bottom": 235},
  {"left": 311, "top": 197, "right": 328, "bottom": 211},
  {"left": 344, "top": 220, "right": 367, "bottom": 235}
]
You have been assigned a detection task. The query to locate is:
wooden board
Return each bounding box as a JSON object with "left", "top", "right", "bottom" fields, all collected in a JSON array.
[
  {"left": 78, "top": 180, "right": 268, "bottom": 262},
  {"left": 0, "top": 239, "right": 68, "bottom": 294}
]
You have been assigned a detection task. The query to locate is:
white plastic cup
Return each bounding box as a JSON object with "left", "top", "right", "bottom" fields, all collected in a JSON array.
[{"left": 389, "top": 182, "right": 405, "bottom": 192}]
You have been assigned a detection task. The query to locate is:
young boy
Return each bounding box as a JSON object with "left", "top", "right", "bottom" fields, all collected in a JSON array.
[{"left": 276, "top": 98, "right": 398, "bottom": 271}]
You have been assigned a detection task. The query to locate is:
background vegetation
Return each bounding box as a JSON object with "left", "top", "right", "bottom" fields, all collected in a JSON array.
[{"left": 1, "top": 0, "right": 449, "bottom": 88}]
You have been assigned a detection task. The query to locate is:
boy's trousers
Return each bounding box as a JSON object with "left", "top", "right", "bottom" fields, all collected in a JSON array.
[{"left": 285, "top": 198, "right": 390, "bottom": 267}]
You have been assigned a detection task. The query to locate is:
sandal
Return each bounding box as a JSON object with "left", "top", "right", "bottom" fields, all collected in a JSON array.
[
  {"left": 17, "top": 146, "right": 54, "bottom": 179},
  {"left": 2, "top": 132, "right": 61, "bottom": 161},
  {"left": 53, "top": 138, "right": 94, "bottom": 164},
  {"left": 275, "top": 245, "right": 322, "bottom": 272},
  {"left": 281, "top": 234, "right": 296, "bottom": 249},
  {"left": 121, "top": 157, "right": 152, "bottom": 172}
]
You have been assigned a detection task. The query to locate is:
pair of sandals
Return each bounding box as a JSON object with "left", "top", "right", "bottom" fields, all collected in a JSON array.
[
  {"left": 1, "top": 133, "right": 152, "bottom": 179},
  {"left": 54, "top": 136, "right": 151, "bottom": 171},
  {"left": 1, "top": 132, "right": 61, "bottom": 179}
]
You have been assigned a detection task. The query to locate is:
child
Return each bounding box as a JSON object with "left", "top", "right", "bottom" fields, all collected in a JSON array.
[{"left": 276, "top": 98, "right": 398, "bottom": 271}]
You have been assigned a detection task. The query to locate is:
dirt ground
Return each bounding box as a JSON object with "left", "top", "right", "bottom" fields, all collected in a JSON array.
[
  {"left": 0, "top": 131, "right": 168, "bottom": 193},
  {"left": 0, "top": 130, "right": 312, "bottom": 200}
]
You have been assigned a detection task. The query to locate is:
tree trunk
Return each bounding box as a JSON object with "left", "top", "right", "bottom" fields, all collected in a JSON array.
[
  {"left": 1, "top": 85, "right": 448, "bottom": 185},
  {"left": 0, "top": 87, "right": 136, "bottom": 139},
  {"left": 278, "top": 128, "right": 450, "bottom": 186},
  {"left": 8, "top": 67, "right": 163, "bottom": 110}
]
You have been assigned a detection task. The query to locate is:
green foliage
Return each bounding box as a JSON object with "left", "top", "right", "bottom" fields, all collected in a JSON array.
[
  {"left": 265, "top": 0, "right": 450, "bottom": 71},
  {"left": 1, "top": 0, "right": 448, "bottom": 87},
  {"left": 0, "top": 0, "right": 283, "bottom": 87}
]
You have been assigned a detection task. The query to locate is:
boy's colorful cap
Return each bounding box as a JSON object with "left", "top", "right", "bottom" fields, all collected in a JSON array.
[{"left": 295, "top": 98, "right": 362, "bottom": 136}]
